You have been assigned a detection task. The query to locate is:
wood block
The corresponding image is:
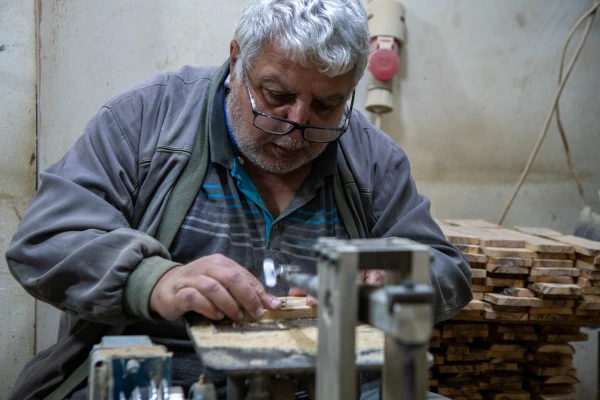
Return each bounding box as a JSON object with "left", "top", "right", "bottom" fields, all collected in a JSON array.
[
  {"left": 554, "top": 235, "right": 600, "bottom": 256},
  {"left": 481, "top": 247, "right": 535, "bottom": 258},
  {"left": 437, "top": 363, "right": 488, "bottom": 374},
  {"left": 465, "top": 253, "right": 487, "bottom": 263},
  {"left": 529, "top": 314, "right": 570, "bottom": 322},
  {"left": 581, "top": 269, "right": 600, "bottom": 280},
  {"left": 576, "top": 277, "right": 592, "bottom": 287},
  {"left": 528, "top": 283, "right": 583, "bottom": 297},
  {"left": 486, "top": 391, "right": 530, "bottom": 400},
  {"left": 494, "top": 332, "right": 538, "bottom": 341},
  {"left": 485, "top": 310, "right": 528, "bottom": 321},
  {"left": 495, "top": 325, "right": 536, "bottom": 333},
  {"left": 529, "top": 307, "right": 573, "bottom": 315},
  {"left": 576, "top": 254, "right": 600, "bottom": 265},
  {"left": 575, "top": 259, "right": 600, "bottom": 271},
  {"left": 257, "top": 297, "right": 317, "bottom": 320},
  {"left": 530, "top": 268, "right": 580, "bottom": 277},
  {"left": 540, "top": 376, "right": 579, "bottom": 385},
  {"left": 528, "top": 276, "right": 575, "bottom": 284},
  {"left": 486, "top": 277, "right": 525, "bottom": 288},
  {"left": 456, "top": 244, "right": 482, "bottom": 254},
  {"left": 577, "top": 295, "right": 600, "bottom": 310},
  {"left": 471, "top": 269, "right": 487, "bottom": 278},
  {"left": 447, "top": 348, "right": 490, "bottom": 362},
  {"left": 443, "top": 218, "right": 500, "bottom": 228},
  {"left": 539, "top": 325, "right": 581, "bottom": 334},
  {"left": 532, "top": 252, "right": 576, "bottom": 261},
  {"left": 503, "top": 287, "right": 536, "bottom": 297},
  {"left": 485, "top": 293, "right": 538, "bottom": 307},
  {"left": 527, "top": 342, "right": 574, "bottom": 354},
  {"left": 441, "top": 227, "right": 481, "bottom": 245},
  {"left": 532, "top": 259, "right": 574, "bottom": 268},
  {"left": 464, "top": 300, "right": 486, "bottom": 311},
  {"left": 488, "top": 256, "right": 533, "bottom": 267},
  {"left": 486, "top": 304, "right": 529, "bottom": 313},
  {"left": 473, "top": 292, "right": 485, "bottom": 300},
  {"left": 514, "top": 226, "right": 563, "bottom": 238},
  {"left": 442, "top": 324, "right": 489, "bottom": 338},
  {"left": 473, "top": 284, "right": 494, "bottom": 292},
  {"left": 526, "top": 364, "right": 576, "bottom": 377},
  {"left": 472, "top": 277, "right": 487, "bottom": 285},
  {"left": 583, "top": 286, "right": 600, "bottom": 295},
  {"left": 488, "top": 362, "right": 519, "bottom": 371},
  {"left": 540, "top": 332, "right": 588, "bottom": 342},
  {"left": 486, "top": 264, "right": 529, "bottom": 275}
]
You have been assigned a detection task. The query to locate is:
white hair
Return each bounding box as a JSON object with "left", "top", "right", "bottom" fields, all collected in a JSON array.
[{"left": 233, "top": 0, "right": 370, "bottom": 88}]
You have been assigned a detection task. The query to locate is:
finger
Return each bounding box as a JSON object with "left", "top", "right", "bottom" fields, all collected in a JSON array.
[
  {"left": 357, "top": 270, "right": 367, "bottom": 283},
  {"left": 174, "top": 287, "right": 224, "bottom": 321},
  {"left": 193, "top": 275, "right": 244, "bottom": 322},
  {"left": 306, "top": 295, "right": 318, "bottom": 306},
  {"left": 288, "top": 287, "right": 307, "bottom": 297},
  {"left": 207, "top": 266, "right": 269, "bottom": 320},
  {"left": 365, "top": 270, "right": 385, "bottom": 286}
]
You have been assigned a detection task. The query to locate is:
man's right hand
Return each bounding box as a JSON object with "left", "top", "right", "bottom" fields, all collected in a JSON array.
[{"left": 150, "top": 254, "right": 281, "bottom": 322}]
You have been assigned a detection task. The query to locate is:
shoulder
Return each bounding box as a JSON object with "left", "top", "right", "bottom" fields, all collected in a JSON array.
[{"left": 104, "top": 65, "right": 220, "bottom": 110}]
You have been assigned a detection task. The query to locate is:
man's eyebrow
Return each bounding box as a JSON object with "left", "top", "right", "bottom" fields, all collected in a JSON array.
[{"left": 259, "top": 75, "right": 347, "bottom": 102}]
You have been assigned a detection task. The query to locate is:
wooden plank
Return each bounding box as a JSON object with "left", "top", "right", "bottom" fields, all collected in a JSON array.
[
  {"left": 487, "top": 256, "right": 533, "bottom": 267},
  {"left": 528, "top": 276, "right": 575, "bottom": 285},
  {"left": 442, "top": 218, "right": 500, "bottom": 228},
  {"left": 494, "top": 332, "right": 538, "bottom": 341},
  {"left": 437, "top": 363, "right": 488, "bottom": 374},
  {"left": 495, "top": 325, "right": 536, "bottom": 333},
  {"left": 514, "top": 226, "right": 563, "bottom": 238},
  {"left": 486, "top": 277, "right": 525, "bottom": 288},
  {"left": 528, "top": 283, "right": 583, "bottom": 297},
  {"left": 575, "top": 259, "right": 600, "bottom": 271},
  {"left": 530, "top": 268, "right": 580, "bottom": 277},
  {"left": 528, "top": 342, "right": 574, "bottom": 354},
  {"left": 581, "top": 269, "right": 600, "bottom": 280},
  {"left": 576, "top": 254, "right": 600, "bottom": 265},
  {"left": 526, "top": 364, "right": 576, "bottom": 377},
  {"left": 485, "top": 310, "right": 528, "bottom": 321},
  {"left": 583, "top": 286, "right": 600, "bottom": 295},
  {"left": 471, "top": 269, "right": 487, "bottom": 278},
  {"left": 486, "top": 293, "right": 573, "bottom": 308},
  {"left": 532, "top": 252, "right": 576, "bottom": 260},
  {"left": 455, "top": 244, "right": 482, "bottom": 254},
  {"left": 473, "top": 292, "right": 485, "bottom": 300},
  {"left": 441, "top": 227, "right": 480, "bottom": 245},
  {"left": 532, "top": 259, "right": 573, "bottom": 268},
  {"left": 540, "top": 332, "right": 588, "bottom": 342},
  {"left": 554, "top": 235, "right": 600, "bottom": 256},
  {"left": 472, "top": 284, "right": 494, "bottom": 292},
  {"left": 486, "top": 264, "right": 529, "bottom": 275},
  {"left": 529, "top": 314, "right": 570, "bottom": 322},
  {"left": 529, "top": 307, "right": 573, "bottom": 315},
  {"left": 465, "top": 253, "right": 487, "bottom": 263},
  {"left": 463, "top": 300, "right": 486, "bottom": 311},
  {"left": 503, "top": 287, "right": 536, "bottom": 297},
  {"left": 480, "top": 247, "right": 535, "bottom": 258}
]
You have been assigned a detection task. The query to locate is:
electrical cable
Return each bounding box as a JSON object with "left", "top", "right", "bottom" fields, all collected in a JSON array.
[{"left": 498, "top": 0, "right": 600, "bottom": 225}]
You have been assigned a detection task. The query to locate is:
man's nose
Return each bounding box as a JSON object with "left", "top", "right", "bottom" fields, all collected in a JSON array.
[{"left": 286, "top": 100, "right": 310, "bottom": 126}]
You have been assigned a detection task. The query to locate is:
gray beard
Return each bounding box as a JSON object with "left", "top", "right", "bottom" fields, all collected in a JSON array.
[{"left": 225, "top": 84, "right": 326, "bottom": 175}]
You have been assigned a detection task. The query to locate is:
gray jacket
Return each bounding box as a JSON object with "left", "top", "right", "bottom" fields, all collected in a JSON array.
[{"left": 6, "top": 61, "right": 471, "bottom": 399}]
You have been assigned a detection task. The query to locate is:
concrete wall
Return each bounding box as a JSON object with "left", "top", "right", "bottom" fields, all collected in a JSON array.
[
  {"left": 35, "top": 0, "right": 600, "bottom": 397},
  {"left": 0, "top": 0, "right": 37, "bottom": 394}
]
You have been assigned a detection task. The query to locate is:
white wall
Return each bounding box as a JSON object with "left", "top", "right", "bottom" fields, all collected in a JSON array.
[
  {"left": 35, "top": 0, "right": 600, "bottom": 397},
  {"left": 0, "top": 0, "right": 37, "bottom": 394}
]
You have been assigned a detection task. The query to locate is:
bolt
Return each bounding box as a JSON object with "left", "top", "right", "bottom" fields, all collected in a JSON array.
[{"left": 125, "top": 359, "right": 140, "bottom": 375}]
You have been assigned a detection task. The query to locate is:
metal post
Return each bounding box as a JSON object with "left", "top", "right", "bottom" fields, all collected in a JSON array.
[{"left": 316, "top": 248, "right": 359, "bottom": 400}]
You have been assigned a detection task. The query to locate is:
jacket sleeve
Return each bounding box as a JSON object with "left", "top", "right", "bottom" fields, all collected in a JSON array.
[
  {"left": 5, "top": 106, "right": 179, "bottom": 325},
  {"left": 366, "top": 129, "right": 472, "bottom": 323}
]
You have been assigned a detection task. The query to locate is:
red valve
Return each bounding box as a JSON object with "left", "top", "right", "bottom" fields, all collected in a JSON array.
[{"left": 368, "top": 48, "right": 400, "bottom": 81}]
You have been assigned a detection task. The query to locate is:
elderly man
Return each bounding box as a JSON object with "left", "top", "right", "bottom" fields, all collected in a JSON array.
[{"left": 7, "top": 0, "right": 471, "bottom": 399}]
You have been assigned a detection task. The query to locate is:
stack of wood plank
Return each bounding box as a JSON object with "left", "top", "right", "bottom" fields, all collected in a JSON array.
[
  {"left": 435, "top": 219, "right": 600, "bottom": 323},
  {"left": 429, "top": 322, "right": 588, "bottom": 400}
]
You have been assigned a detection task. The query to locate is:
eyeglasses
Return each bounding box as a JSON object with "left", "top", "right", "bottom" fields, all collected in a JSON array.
[{"left": 243, "top": 73, "right": 354, "bottom": 143}]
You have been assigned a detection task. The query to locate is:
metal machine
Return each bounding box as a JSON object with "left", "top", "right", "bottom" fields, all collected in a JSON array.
[
  {"left": 265, "top": 237, "right": 434, "bottom": 400},
  {"left": 92, "top": 237, "right": 434, "bottom": 400}
]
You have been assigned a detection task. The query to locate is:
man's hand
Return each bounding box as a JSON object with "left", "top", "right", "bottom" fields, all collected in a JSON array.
[
  {"left": 288, "top": 287, "right": 318, "bottom": 306},
  {"left": 359, "top": 269, "right": 385, "bottom": 285},
  {"left": 150, "top": 254, "right": 281, "bottom": 322}
]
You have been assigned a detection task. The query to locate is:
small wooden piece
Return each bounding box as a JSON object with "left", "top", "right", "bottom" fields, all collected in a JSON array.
[
  {"left": 258, "top": 296, "right": 317, "bottom": 321},
  {"left": 486, "top": 277, "right": 525, "bottom": 288},
  {"left": 465, "top": 253, "right": 487, "bottom": 263},
  {"left": 529, "top": 268, "right": 580, "bottom": 277},
  {"left": 528, "top": 342, "right": 574, "bottom": 354},
  {"left": 471, "top": 269, "right": 487, "bottom": 278},
  {"left": 528, "top": 276, "right": 575, "bottom": 284},
  {"left": 480, "top": 247, "right": 535, "bottom": 258},
  {"left": 487, "top": 256, "right": 533, "bottom": 267},
  {"left": 532, "top": 252, "right": 576, "bottom": 260},
  {"left": 576, "top": 254, "right": 600, "bottom": 265},
  {"left": 575, "top": 259, "right": 600, "bottom": 271},
  {"left": 555, "top": 235, "right": 600, "bottom": 256},
  {"left": 486, "top": 264, "right": 529, "bottom": 275},
  {"left": 532, "top": 259, "right": 574, "bottom": 268},
  {"left": 503, "top": 287, "right": 535, "bottom": 297},
  {"left": 528, "top": 283, "right": 583, "bottom": 297}
]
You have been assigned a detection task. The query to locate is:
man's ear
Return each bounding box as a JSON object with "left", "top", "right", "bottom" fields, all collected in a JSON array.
[{"left": 229, "top": 40, "right": 240, "bottom": 81}]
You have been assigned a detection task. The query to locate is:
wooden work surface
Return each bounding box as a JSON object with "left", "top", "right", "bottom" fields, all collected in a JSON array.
[{"left": 185, "top": 314, "right": 384, "bottom": 376}]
